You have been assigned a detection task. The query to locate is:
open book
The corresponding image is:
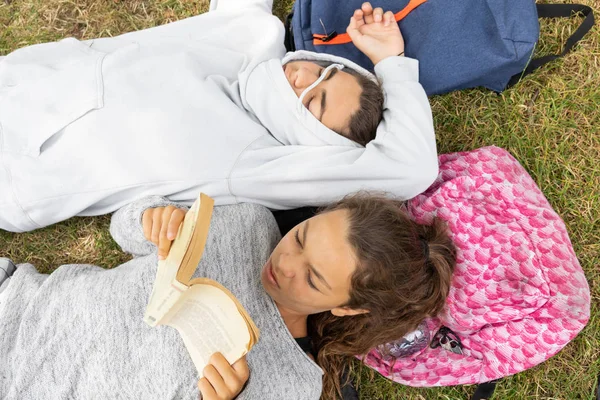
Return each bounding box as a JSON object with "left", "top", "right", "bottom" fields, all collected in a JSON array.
[{"left": 144, "top": 193, "right": 260, "bottom": 376}]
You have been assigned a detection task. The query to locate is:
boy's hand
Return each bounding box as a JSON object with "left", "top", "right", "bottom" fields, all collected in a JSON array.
[
  {"left": 142, "top": 205, "right": 186, "bottom": 260},
  {"left": 347, "top": 2, "right": 405, "bottom": 66},
  {"left": 198, "top": 353, "right": 249, "bottom": 400}
]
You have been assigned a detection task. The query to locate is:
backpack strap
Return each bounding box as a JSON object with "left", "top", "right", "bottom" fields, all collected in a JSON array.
[
  {"left": 284, "top": 11, "right": 296, "bottom": 52},
  {"left": 273, "top": 207, "right": 318, "bottom": 236},
  {"left": 471, "top": 380, "right": 499, "bottom": 400},
  {"left": 507, "top": 3, "right": 594, "bottom": 88},
  {"left": 312, "top": 0, "right": 427, "bottom": 45}
]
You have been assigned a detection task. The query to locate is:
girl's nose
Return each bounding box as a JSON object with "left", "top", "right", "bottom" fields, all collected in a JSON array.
[{"left": 278, "top": 253, "right": 299, "bottom": 279}]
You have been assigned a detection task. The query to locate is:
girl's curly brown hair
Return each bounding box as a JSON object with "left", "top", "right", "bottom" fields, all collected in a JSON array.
[{"left": 308, "top": 193, "right": 456, "bottom": 399}]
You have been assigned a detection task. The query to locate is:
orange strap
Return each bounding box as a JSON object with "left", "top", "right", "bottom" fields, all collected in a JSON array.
[{"left": 313, "top": 0, "right": 427, "bottom": 46}]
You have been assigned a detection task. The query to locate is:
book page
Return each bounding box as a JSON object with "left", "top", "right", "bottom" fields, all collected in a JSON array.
[
  {"left": 162, "top": 284, "right": 251, "bottom": 376},
  {"left": 143, "top": 279, "right": 187, "bottom": 326}
]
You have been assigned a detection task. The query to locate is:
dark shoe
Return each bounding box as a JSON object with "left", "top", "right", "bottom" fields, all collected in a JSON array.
[
  {"left": 340, "top": 365, "right": 359, "bottom": 400},
  {"left": 0, "top": 257, "right": 16, "bottom": 293}
]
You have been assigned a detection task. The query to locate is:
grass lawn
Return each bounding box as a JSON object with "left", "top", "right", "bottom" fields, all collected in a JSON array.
[{"left": 1, "top": 0, "right": 598, "bottom": 398}]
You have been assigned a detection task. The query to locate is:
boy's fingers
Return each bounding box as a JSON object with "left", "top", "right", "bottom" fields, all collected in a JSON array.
[
  {"left": 373, "top": 7, "right": 384, "bottom": 23},
  {"left": 347, "top": 13, "right": 365, "bottom": 41},
  {"left": 362, "top": 2, "right": 374, "bottom": 24},
  {"left": 352, "top": 9, "right": 365, "bottom": 26},
  {"left": 384, "top": 11, "right": 395, "bottom": 26}
]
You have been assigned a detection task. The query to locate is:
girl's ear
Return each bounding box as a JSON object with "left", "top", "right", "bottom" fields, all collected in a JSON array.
[{"left": 330, "top": 306, "right": 369, "bottom": 317}]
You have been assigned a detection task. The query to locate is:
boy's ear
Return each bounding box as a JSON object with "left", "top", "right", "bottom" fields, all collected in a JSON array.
[{"left": 330, "top": 306, "right": 369, "bottom": 317}]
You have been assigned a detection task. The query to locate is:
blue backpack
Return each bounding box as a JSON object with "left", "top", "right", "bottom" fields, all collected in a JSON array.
[{"left": 285, "top": 0, "right": 594, "bottom": 95}]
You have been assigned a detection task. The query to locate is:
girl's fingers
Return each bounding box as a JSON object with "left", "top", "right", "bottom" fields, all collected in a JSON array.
[
  {"left": 197, "top": 377, "right": 217, "bottom": 399},
  {"left": 202, "top": 364, "right": 229, "bottom": 396},
  {"left": 167, "top": 209, "right": 184, "bottom": 240},
  {"left": 142, "top": 208, "right": 154, "bottom": 241},
  {"left": 158, "top": 207, "right": 173, "bottom": 259},
  {"left": 232, "top": 356, "right": 250, "bottom": 383},
  {"left": 209, "top": 353, "right": 240, "bottom": 388},
  {"left": 150, "top": 209, "right": 162, "bottom": 245}
]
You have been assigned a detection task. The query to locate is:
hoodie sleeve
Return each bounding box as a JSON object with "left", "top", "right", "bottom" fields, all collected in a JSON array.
[
  {"left": 229, "top": 56, "right": 438, "bottom": 209},
  {"left": 209, "top": 0, "right": 273, "bottom": 13},
  {"left": 372, "top": 55, "right": 439, "bottom": 191}
]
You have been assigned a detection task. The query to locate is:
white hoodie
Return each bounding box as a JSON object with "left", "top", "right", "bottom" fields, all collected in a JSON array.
[{"left": 0, "top": 0, "right": 437, "bottom": 232}]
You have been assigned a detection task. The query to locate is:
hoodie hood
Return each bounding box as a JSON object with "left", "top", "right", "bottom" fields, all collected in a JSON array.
[
  {"left": 239, "top": 50, "right": 378, "bottom": 148},
  {"left": 281, "top": 50, "right": 378, "bottom": 84}
]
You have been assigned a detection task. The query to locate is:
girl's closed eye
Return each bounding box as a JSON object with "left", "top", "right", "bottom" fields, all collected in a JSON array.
[
  {"left": 295, "top": 229, "right": 302, "bottom": 248},
  {"left": 307, "top": 271, "right": 318, "bottom": 290},
  {"left": 295, "top": 229, "right": 319, "bottom": 291}
]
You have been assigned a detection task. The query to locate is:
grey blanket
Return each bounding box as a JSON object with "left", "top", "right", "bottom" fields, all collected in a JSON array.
[{"left": 0, "top": 197, "right": 322, "bottom": 399}]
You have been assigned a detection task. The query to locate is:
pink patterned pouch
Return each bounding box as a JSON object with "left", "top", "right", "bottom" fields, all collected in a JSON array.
[{"left": 361, "top": 146, "right": 590, "bottom": 387}]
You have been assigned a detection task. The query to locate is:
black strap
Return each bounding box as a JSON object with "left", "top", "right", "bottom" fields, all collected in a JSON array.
[
  {"left": 272, "top": 207, "right": 318, "bottom": 236},
  {"left": 294, "top": 336, "right": 359, "bottom": 399},
  {"left": 294, "top": 336, "right": 314, "bottom": 354},
  {"left": 596, "top": 373, "right": 600, "bottom": 400},
  {"left": 284, "top": 12, "right": 296, "bottom": 52},
  {"left": 507, "top": 3, "right": 594, "bottom": 88},
  {"left": 471, "top": 380, "right": 499, "bottom": 400}
]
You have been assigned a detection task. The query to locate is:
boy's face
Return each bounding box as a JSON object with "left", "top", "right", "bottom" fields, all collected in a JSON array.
[{"left": 283, "top": 61, "right": 362, "bottom": 136}]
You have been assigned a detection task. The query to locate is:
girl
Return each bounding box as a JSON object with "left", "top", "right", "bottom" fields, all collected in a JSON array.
[
  {"left": 0, "top": 192, "right": 454, "bottom": 399},
  {"left": 0, "top": 2, "right": 437, "bottom": 232}
]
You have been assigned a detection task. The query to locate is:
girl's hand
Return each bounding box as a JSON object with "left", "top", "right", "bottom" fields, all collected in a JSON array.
[
  {"left": 346, "top": 2, "right": 405, "bottom": 66},
  {"left": 198, "top": 353, "right": 250, "bottom": 400},
  {"left": 142, "top": 205, "right": 186, "bottom": 260}
]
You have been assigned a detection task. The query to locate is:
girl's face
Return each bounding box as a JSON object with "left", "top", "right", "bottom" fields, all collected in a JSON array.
[
  {"left": 261, "top": 210, "right": 363, "bottom": 317},
  {"left": 283, "top": 61, "right": 362, "bottom": 136}
]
